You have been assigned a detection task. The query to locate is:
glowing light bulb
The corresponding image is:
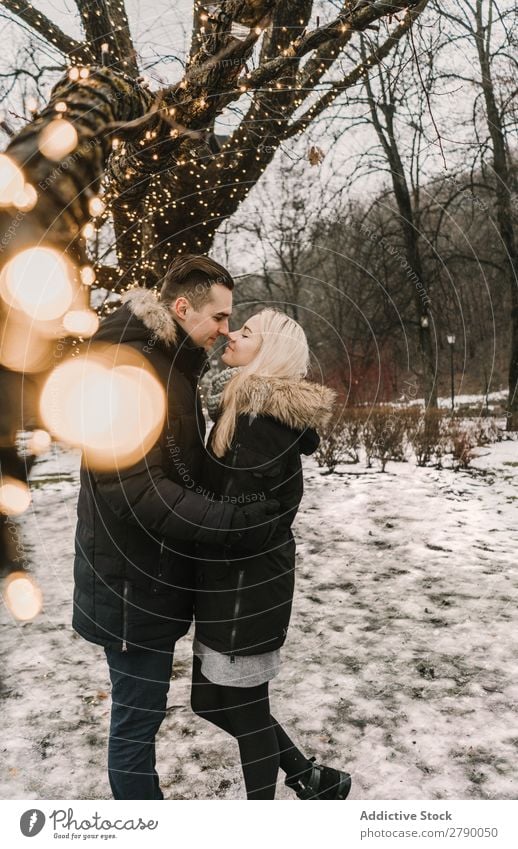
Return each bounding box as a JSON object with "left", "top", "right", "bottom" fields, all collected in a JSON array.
[
  {"left": 0, "top": 247, "right": 76, "bottom": 321},
  {"left": 63, "top": 309, "right": 99, "bottom": 337},
  {"left": 69, "top": 66, "right": 80, "bottom": 81},
  {"left": 80, "top": 265, "right": 96, "bottom": 286},
  {"left": 38, "top": 119, "right": 78, "bottom": 160},
  {"left": 0, "top": 154, "right": 24, "bottom": 208},
  {"left": 3, "top": 572, "right": 42, "bottom": 621},
  {"left": 88, "top": 197, "right": 105, "bottom": 217},
  {"left": 79, "top": 67, "right": 90, "bottom": 79},
  {"left": 13, "top": 182, "right": 37, "bottom": 212},
  {"left": 82, "top": 222, "right": 95, "bottom": 239},
  {"left": 0, "top": 477, "right": 31, "bottom": 516}
]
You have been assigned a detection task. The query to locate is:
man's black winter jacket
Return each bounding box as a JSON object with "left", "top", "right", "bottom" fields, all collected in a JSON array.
[{"left": 73, "top": 288, "right": 235, "bottom": 651}]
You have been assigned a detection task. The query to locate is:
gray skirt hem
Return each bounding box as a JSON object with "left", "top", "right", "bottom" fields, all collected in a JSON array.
[{"left": 193, "top": 637, "right": 281, "bottom": 687}]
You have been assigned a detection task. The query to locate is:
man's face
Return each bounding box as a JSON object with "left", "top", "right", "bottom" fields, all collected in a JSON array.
[{"left": 172, "top": 284, "right": 232, "bottom": 351}]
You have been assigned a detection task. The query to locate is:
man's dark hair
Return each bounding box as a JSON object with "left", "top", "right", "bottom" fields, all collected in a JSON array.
[{"left": 160, "top": 254, "right": 234, "bottom": 310}]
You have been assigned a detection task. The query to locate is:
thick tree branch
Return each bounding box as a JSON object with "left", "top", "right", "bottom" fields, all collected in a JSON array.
[
  {"left": 2, "top": 67, "right": 151, "bottom": 251},
  {"left": 74, "top": 0, "right": 139, "bottom": 76},
  {"left": 243, "top": 0, "right": 417, "bottom": 90},
  {"left": 296, "top": 1, "right": 354, "bottom": 94}
]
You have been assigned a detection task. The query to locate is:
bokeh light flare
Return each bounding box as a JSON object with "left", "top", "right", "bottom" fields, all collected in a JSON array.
[
  {"left": 3, "top": 572, "right": 42, "bottom": 621},
  {"left": 0, "top": 154, "right": 24, "bottom": 207},
  {"left": 0, "top": 476, "right": 31, "bottom": 516},
  {"left": 27, "top": 429, "right": 52, "bottom": 455},
  {"left": 0, "top": 247, "right": 76, "bottom": 322},
  {"left": 39, "top": 346, "right": 166, "bottom": 470},
  {"left": 38, "top": 119, "right": 78, "bottom": 160},
  {"left": 63, "top": 309, "right": 99, "bottom": 337}
]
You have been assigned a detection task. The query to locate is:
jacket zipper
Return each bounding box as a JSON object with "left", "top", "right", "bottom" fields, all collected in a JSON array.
[
  {"left": 158, "top": 539, "right": 164, "bottom": 580},
  {"left": 122, "top": 580, "right": 129, "bottom": 652},
  {"left": 224, "top": 441, "right": 240, "bottom": 495},
  {"left": 229, "top": 569, "right": 245, "bottom": 663},
  {"left": 226, "top": 441, "right": 242, "bottom": 663}
]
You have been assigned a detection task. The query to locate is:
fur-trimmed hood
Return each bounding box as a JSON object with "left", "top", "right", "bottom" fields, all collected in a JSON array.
[
  {"left": 233, "top": 374, "right": 335, "bottom": 433},
  {"left": 121, "top": 287, "right": 178, "bottom": 347},
  {"left": 93, "top": 286, "right": 207, "bottom": 375}
]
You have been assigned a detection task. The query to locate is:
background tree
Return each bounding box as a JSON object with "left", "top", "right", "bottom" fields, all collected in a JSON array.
[{"left": 436, "top": 0, "right": 518, "bottom": 427}]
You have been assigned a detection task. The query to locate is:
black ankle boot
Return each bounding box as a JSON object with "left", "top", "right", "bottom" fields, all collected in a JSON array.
[{"left": 285, "top": 757, "right": 352, "bottom": 800}]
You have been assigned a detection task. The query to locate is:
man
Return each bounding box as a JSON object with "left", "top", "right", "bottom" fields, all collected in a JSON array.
[{"left": 73, "top": 255, "right": 277, "bottom": 799}]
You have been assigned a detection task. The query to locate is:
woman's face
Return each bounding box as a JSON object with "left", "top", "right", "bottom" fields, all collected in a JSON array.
[{"left": 221, "top": 313, "right": 263, "bottom": 367}]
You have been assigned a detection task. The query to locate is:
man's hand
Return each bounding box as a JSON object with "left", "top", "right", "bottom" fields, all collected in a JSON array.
[{"left": 227, "top": 498, "right": 280, "bottom": 552}]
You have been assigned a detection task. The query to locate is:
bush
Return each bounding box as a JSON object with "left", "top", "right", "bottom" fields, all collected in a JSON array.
[
  {"left": 448, "top": 422, "right": 478, "bottom": 470},
  {"left": 472, "top": 418, "right": 503, "bottom": 445},
  {"left": 406, "top": 408, "right": 448, "bottom": 467},
  {"left": 314, "top": 417, "right": 348, "bottom": 472},
  {"left": 341, "top": 408, "right": 365, "bottom": 463},
  {"left": 362, "top": 406, "right": 407, "bottom": 472}
]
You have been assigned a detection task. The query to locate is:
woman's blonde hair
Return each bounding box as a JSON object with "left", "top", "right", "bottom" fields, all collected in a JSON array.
[{"left": 211, "top": 309, "right": 310, "bottom": 457}]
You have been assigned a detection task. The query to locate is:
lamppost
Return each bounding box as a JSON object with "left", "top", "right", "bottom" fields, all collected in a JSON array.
[{"left": 447, "top": 334, "right": 456, "bottom": 413}]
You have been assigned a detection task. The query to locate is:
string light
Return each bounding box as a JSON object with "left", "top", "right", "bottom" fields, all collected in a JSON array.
[
  {"left": 0, "top": 1, "right": 394, "bottom": 284},
  {"left": 80, "top": 265, "right": 96, "bottom": 285},
  {"left": 13, "top": 183, "right": 38, "bottom": 212},
  {"left": 88, "top": 196, "right": 105, "bottom": 217}
]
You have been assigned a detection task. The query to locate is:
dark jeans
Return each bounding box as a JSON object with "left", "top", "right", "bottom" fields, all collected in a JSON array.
[{"left": 104, "top": 644, "right": 175, "bottom": 800}]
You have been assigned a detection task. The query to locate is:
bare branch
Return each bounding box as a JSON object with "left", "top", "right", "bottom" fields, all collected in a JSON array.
[
  {"left": 0, "top": 0, "right": 93, "bottom": 63},
  {"left": 284, "top": 3, "right": 426, "bottom": 139}
]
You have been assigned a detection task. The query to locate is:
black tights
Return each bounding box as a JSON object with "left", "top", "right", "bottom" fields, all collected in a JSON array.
[{"left": 191, "top": 656, "right": 311, "bottom": 800}]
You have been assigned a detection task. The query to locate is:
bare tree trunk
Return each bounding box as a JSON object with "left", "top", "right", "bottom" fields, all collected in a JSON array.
[
  {"left": 2, "top": 68, "right": 151, "bottom": 264},
  {"left": 363, "top": 50, "right": 438, "bottom": 407},
  {"left": 473, "top": 0, "right": 518, "bottom": 429}
]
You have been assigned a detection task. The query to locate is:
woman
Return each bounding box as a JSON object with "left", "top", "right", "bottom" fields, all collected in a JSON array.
[{"left": 191, "top": 309, "right": 351, "bottom": 800}]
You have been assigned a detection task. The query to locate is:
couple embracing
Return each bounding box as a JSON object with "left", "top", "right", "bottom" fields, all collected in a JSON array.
[{"left": 72, "top": 255, "right": 351, "bottom": 801}]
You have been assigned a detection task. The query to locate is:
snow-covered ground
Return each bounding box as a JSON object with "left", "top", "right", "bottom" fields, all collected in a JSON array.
[
  {"left": 395, "top": 389, "right": 507, "bottom": 411},
  {"left": 1, "top": 432, "right": 517, "bottom": 800}
]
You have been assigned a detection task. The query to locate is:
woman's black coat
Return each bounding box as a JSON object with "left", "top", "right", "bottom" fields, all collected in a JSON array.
[{"left": 194, "top": 375, "right": 334, "bottom": 658}]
